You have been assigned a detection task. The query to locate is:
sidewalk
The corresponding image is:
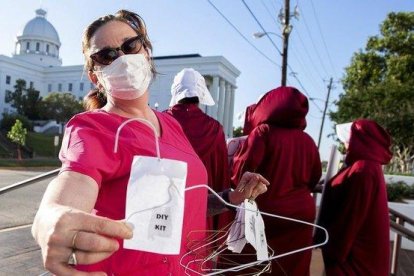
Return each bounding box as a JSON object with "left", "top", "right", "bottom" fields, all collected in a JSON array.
[{"left": 1, "top": 226, "right": 412, "bottom": 275}]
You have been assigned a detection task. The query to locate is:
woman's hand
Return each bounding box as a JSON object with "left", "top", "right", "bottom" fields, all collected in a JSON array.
[
  {"left": 32, "top": 205, "right": 133, "bottom": 276},
  {"left": 32, "top": 172, "right": 133, "bottom": 275},
  {"left": 229, "top": 171, "right": 269, "bottom": 205}
]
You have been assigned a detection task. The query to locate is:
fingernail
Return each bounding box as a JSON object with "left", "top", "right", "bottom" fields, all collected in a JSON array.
[{"left": 125, "top": 222, "right": 135, "bottom": 231}]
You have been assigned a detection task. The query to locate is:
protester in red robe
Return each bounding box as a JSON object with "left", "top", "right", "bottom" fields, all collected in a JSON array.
[
  {"left": 165, "top": 68, "right": 231, "bottom": 229},
  {"left": 231, "top": 86, "right": 322, "bottom": 275},
  {"left": 316, "top": 119, "right": 392, "bottom": 276},
  {"left": 243, "top": 103, "right": 256, "bottom": 136}
]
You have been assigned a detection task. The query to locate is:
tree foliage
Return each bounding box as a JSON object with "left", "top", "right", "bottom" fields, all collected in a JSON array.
[
  {"left": 233, "top": 126, "right": 244, "bottom": 137},
  {"left": 42, "top": 92, "right": 84, "bottom": 123},
  {"left": 330, "top": 12, "right": 414, "bottom": 174},
  {"left": 7, "top": 119, "right": 27, "bottom": 160},
  {"left": 5, "top": 79, "right": 44, "bottom": 120}
]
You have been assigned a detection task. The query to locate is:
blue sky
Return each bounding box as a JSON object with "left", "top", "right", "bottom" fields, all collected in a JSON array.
[{"left": 0, "top": 0, "right": 412, "bottom": 160}]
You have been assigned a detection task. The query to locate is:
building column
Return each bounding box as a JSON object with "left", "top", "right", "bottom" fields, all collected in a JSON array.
[
  {"left": 217, "top": 79, "right": 226, "bottom": 125},
  {"left": 206, "top": 76, "right": 219, "bottom": 119},
  {"left": 223, "top": 82, "right": 232, "bottom": 138},
  {"left": 227, "top": 85, "right": 236, "bottom": 138}
]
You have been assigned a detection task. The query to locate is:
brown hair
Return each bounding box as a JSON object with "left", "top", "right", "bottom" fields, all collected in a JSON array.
[{"left": 82, "top": 10, "right": 156, "bottom": 110}]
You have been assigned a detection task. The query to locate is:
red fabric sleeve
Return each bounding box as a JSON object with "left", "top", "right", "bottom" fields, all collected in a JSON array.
[
  {"left": 231, "top": 126, "right": 266, "bottom": 185},
  {"left": 210, "top": 127, "right": 231, "bottom": 191},
  {"left": 309, "top": 149, "right": 322, "bottom": 190},
  {"left": 59, "top": 116, "right": 119, "bottom": 186},
  {"left": 324, "top": 169, "right": 375, "bottom": 262}
]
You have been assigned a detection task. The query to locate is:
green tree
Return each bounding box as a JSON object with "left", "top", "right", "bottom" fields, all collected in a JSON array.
[
  {"left": 7, "top": 119, "right": 27, "bottom": 160},
  {"left": 42, "top": 92, "right": 84, "bottom": 125},
  {"left": 330, "top": 12, "right": 414, "bottom": 174},
  {"left": 5, "top": 79, "right": 43, "bottom": 120},
  {"left": 233, "top": 126, "right": 244, "bottom": 137}
]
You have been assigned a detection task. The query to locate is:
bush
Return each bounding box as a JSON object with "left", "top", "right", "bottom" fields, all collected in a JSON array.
[
  {"left": 0, "top": 113, "right": 33, "bottom": 131},
  {"left": 26, "top": 132, "right": 62, "bottom": 157},
  {"left": 387, "top": 181, "right": 414, "bottom": 202}
]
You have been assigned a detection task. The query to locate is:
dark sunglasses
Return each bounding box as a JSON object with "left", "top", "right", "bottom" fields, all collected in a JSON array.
[{"left": 90, "top": 35, "right": 144, "bottom": 66}]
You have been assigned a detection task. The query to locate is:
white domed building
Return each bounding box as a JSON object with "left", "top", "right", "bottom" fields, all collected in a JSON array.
[
  {"left": 0, "top": 8, "right": 239, "bottom": 137},
  {"left": 14, "top": 8, "right": 62, "bottom": 67}
]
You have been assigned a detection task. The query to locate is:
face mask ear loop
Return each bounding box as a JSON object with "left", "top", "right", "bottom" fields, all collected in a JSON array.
[{"left": 114, "top": 117, "right": 161, "bottom": 160}]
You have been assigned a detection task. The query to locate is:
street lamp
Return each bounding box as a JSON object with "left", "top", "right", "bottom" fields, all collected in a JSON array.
[
  {"left": 253, "top": 29, "right": 290, "bottom": 86},
  {"left": 154, "top": 102, "right": 159, "bottom": 111},
  {"left": 253, "top": 31, "right": 283, "bottom": 40}
]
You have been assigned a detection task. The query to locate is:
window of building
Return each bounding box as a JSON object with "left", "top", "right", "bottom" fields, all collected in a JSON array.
[
  {"left": 68, "top": 83, "right": 73, "bottom": 91},
  {"left": 6, "top": 75, "right": 11, "bottom": 85},
  {"left": 79, "top": 82, "right": 84, "bottom": 91},
  {"left": 48, "top": 84, "right": 52, "bottom": 92},
  {"left": 46, "top": 44, "right": 50, "bottom": 54},
  {"left": 36, "top": 42, "right": 40, "bottom": 52},
  {"left": 30, "top": 81, "right": 34, "bottom": 88},
  {"left": 58, "top": 83, "right": 62, "bottom": 92},
  {"left": 26, "top": 42, "right": 30, "bottom": 50}
]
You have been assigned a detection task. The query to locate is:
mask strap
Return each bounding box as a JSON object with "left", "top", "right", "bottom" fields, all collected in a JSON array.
[{"left": 114, "top": 117, "right": 161, "bottom": 160}]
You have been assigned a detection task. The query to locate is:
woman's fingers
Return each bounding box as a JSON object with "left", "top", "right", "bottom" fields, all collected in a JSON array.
[
  {"left": 72, "top": 231, "right": 120, "bottom": 253},
  {"left": 43, "top": 246, "right": 108, "bottom": 276},
  {"left": 250, "top": 182, "right": 268, "bottom": 199},
  {"left": 72, "top": 250, "right": 116, "bottom": 265},
  {"left": 52, "top": 262, "right": 107, "bottom": 276},
  {"left": 71, "top": 212, "right": 133, "bottom": 240},
  {"left": 240, "top": 172, "right": 269, "bottom": 199}
]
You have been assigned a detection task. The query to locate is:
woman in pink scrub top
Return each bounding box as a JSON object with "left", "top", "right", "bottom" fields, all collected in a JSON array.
[{"left": 31, "top": 10, "right": 268, "bottom": 276}]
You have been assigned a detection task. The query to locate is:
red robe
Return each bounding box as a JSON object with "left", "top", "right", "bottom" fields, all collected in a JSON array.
[
  {"left": 243, "top": 103, "right": 257, "bottom": 135},
  {"left": 317, "top": 119, "right": 392, "bottom": 276},
  {"left": 165, "top": 103, "right": 231, "bottom": 229},
  {"left": 231, "top": 87, "right": 322, "bottom": 275}
]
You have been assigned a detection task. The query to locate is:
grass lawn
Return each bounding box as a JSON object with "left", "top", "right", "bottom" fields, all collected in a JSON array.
[
  {"left": 26, "top": 132, "right": 62, "bottom": 157},
  {"left": 0, "top": 158, "right": 61, "bottom": 167}
]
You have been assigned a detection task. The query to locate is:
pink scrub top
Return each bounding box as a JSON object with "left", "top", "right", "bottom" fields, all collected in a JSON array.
[{"left": 59, "top": 109, "right": 208, "bottom": 275}]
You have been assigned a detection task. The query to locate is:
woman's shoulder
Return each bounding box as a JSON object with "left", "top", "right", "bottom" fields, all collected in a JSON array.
[
  {"left": 157, "top": 111, "right": 185, "bottom": 132},
  {"left": 67, "top": 110, "right": 121, "bottom": 129}
]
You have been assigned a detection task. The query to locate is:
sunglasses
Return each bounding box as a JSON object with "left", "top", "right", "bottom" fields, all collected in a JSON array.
[{"left": 90, "top": 35, "right": 144, "bottom": 66}]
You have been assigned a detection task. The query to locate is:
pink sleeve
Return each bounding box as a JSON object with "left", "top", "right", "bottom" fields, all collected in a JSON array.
[{"left": 59, "top": 116, "right": 117, "bottom": 186}]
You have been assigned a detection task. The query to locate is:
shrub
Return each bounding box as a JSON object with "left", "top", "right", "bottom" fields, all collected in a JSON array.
[
  {"left": 0, "top": 113, "right": 33, "bottom": 131},
  {"left": 387, "top": 181, "right": 414, "bottom": 202}
]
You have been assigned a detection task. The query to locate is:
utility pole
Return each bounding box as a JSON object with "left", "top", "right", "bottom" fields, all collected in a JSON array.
[
  {"left": 281, "top": 0, "right": 290, "bottom": 86},
  {"left": 317, "top": 77, "right": 333, "bottom": 148}
]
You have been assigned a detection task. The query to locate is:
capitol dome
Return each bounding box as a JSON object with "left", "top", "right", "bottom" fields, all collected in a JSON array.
[
  {"left": 14, "top": 8, "right": 62, "bottom": 67},
  {"left": 21, "top": 9, "right": 60, "bottom": 44}
]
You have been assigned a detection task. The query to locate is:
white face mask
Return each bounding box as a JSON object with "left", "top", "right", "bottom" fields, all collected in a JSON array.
[{"left": 96, "top": 53, "right": 152, "bottom": 100}]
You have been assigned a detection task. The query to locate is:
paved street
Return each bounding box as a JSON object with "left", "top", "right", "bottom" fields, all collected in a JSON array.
[{"left": 0, "top": 168, "right": 56, "bottom": 275}]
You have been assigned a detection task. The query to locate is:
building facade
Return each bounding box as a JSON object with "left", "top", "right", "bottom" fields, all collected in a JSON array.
[{"left": 0, "top": 9, "right": 240, "bottom": 137}]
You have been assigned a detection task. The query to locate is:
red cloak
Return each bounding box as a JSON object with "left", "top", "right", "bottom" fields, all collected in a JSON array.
[
  {"left": 231, "top": 87, "right": 322, "bottom": 275},
  {"left": 165, "top": 103, "right": 231, "bottom": 229},
  {"left": 318, "top": 119, "right": 392, "bottom": 276}
]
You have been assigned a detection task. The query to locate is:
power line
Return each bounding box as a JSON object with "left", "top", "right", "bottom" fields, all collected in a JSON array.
[
  {"left": 241, "top": 0, "right": 282, "bottom": 56},
  {"left": 291, "top": 29, "right": 325, "bottom": 81},
  {"left": 206, "top": 0, "right": 281, "bottom": 68},
  {"left": 309, "top": 0, "right": 338, "bottom": 77},
  {"left": 290, "top": 73, "right": 324, "bottom": 113},
  {"left": 208, "top": 0, "right": 322, "bottom": 112},
  {"left": 289, "top": 43, "right": 325, "bottom": 93},
  {"left": 260, "top": 0, "right": 279, "bottom": 27},
  {"left": 240, "top": 0, "right": 321, "bottom": 109},
  {"left": 297, "top": 5, "right": 330, "bottom": 77}
]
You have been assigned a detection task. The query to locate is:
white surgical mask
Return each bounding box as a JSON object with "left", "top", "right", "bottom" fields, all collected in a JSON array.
[{"left": 96, "top": 54, "right": 152, "bottom": 100}]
